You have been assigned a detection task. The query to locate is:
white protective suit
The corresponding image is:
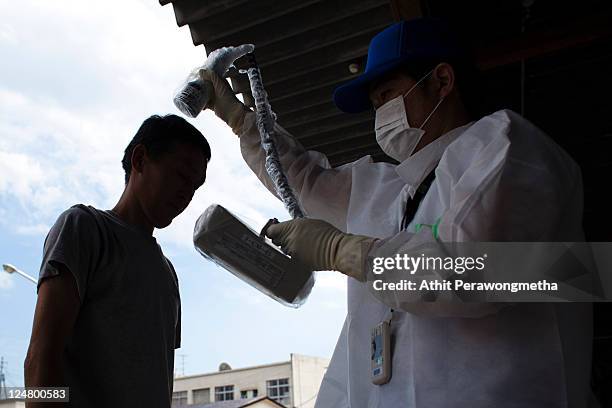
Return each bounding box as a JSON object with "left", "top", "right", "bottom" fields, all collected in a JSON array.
[{"left": 239, "top": 108, "right": 594, "bottom": 408}]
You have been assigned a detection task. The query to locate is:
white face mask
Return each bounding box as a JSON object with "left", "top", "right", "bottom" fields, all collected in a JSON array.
[{"left": 374, "top": 69, "right": 445, "bottom": 162}]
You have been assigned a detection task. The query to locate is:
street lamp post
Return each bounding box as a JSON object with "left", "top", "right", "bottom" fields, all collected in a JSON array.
[{"left": 2, "top": 263, "right": 37, "bottom": 284}]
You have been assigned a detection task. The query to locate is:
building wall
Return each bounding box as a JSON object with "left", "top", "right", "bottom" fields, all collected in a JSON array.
[
  {"left": 0, "top": 400, "right": 25, "bottom": 408},
  {"left": 290, "top": 354, "right": 330, "bottom": 408},
  {"left": 172, "top": 355, "right": 330, "bottom": 407},
  {"left": 173, "top": 361, "right": 292, "bottom": 405}
]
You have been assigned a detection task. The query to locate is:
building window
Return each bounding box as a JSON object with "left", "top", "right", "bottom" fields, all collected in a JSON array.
[
  {"left": 193, "top": 388, "right": 210, "bottom": 404},
  {"left": 240, "top": 389, "right": 258, "bottom": 399},
  {"left": 215, "top": 385, "right": 234, "bottom": 401},
  {"left": 267, "top": 378, "right": 290, "bottom": 405},
  {"left": 171, "top": 391, "right": 187, "bottom": 407}
]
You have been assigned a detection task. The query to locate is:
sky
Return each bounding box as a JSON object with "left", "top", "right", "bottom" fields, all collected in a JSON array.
[{"left": 0, "top": 0, "right": 347, "bottom": 386}]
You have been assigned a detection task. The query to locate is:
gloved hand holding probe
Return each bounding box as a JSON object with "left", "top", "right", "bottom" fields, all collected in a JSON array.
[
  {"left": 198, "top": 69, "right": 250, "bottom": 135},
  {"left": 265, "top": 218, "right": 377, "bottom": 282}
]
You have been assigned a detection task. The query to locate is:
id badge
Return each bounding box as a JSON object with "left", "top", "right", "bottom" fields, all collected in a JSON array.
[{"left": 371, "top": 317, "right": 392, "bottom": 385}]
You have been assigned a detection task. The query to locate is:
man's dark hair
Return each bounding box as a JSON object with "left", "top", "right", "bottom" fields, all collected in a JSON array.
[{"left": 122, "top": 114, "right": 211, "bottom": 184}]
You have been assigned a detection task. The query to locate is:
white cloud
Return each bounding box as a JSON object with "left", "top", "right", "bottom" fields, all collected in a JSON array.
[
  {"left": 0, "top": 91, "right": 122, "bottom": 226},
  {"left": 315, "top": 272, "right": 347, "bottom": 291},
  {"left": 0, "top": 151, "right": 46, "bottom": 201},
  {"left": 0, "top": 270, "right": 14, "bottom": 290},
  {"left": 0, "top": 22, "right": 17, "bottom": 46},
  {"left": 0, "top": 0, "right": 205, "bottom": 111},
  {"left": 0, "top": 0, "right": 294, "bottom": 249},
  {"left": 14, "top": 223, "right": 50, "bottom": 236}
]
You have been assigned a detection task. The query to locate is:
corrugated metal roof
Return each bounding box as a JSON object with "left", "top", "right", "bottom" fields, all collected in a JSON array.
[
  {"left": 158, "top": 0, "right": 612, "bottom": 231},
  {"left": 160, "top": 0, "right": 612, "bottom": 168},
  {"left": 189, "top": 396, "right": 285, "bottom": 408},
  {"left": 162, "top": 0, "right": 394, "bottom": 165}
]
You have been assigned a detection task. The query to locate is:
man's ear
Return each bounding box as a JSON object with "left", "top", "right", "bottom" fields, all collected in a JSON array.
[
  {"left": 433, "top": 63, "right": 455, "bottom": 99},
  {"left": 131, "top": 144, "right": 147, "bottom": 175}
]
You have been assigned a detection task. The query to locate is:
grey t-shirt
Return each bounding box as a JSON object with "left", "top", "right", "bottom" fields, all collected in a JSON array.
[{"left": 38, "top": 204, "right": 181, "bottom": 408}]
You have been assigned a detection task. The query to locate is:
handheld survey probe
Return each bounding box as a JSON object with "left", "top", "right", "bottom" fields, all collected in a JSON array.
[{"left": 178, "top": 46, "right": 314, "bottom": 307}]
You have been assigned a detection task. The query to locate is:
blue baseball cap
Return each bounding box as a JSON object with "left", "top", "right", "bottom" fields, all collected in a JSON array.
[{"left": 333, "top": 18, "right": 465, "bottom": 113}]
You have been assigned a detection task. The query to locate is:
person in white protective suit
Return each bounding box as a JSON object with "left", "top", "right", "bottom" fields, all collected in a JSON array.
[{"left": 200, "top": 18, "right": 596, "bottom": 408}]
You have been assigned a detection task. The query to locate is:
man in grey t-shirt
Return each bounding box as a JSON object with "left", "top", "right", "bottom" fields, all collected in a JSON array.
[{"left": 24, "top": 114, "right": 210, "bottom": 408}]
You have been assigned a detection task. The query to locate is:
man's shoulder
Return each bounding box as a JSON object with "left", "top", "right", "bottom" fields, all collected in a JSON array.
[
  {"left": 62, "top": 203, "right": 98, "bottom": 215},
  {"left": 463, "top": 109, "right": 517, "bottom": 143},
  {"left": 488, "top": 109, "right": 580, "bottom": 173},
  {"left": 51, "top": 204, "right": 106, "bottom": 236},
  {"left": 474, "top": 109, "right": 556, "bottom": 146},
  {"left": 57, "top": 204, "right": 101, "bottom": 222},
  {"left": 442, "top": 110, "right": 515, "bottom": 166},
  {"left": 451, "top": 109, "right": 580, "bottom": 181},
  {"left": 451, "top": 109, "right": 566, "bottom": 157},
  {"left": 465, "top": 109, "right": 535, "bottom": 135}
]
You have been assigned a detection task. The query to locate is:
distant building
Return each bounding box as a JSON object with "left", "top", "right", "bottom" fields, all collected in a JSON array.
[
  {"left": 172, "top": 354, "right": 329, "bottom": 408},
  {"left": 0, "top": 399, "right": 25, "bottom": 408}
]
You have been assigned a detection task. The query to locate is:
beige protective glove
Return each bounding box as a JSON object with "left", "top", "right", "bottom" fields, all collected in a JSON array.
[
  {"left": 265, "top": 218, "right": 377, "bottom": 281},
  {"left": 199, "top": 69, "right": 250, "bottom": 135}
]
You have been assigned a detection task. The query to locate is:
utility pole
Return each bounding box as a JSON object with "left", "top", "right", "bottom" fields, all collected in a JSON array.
[
  {"left": 0, "top": 356, "right": 7, "bottom": 400},
  {"left": 176, "top": 354, "right": 187, "bottom": 377},
  {"left": 174, "top": 354, "right": 185, "bottom": 378}
]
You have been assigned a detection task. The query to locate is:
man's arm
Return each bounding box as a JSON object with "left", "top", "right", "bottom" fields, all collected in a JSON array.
[
  {"left": 201, "top": 68, "right": 354, "bottom": 230},
  {"left": 25, "top": 264, "right": 80, "bottom": 408},
  {"left": 239, "top": 111, "right": 354, "bottom": 229},
  {"left": 266, "top": 111, "right": 584, "bottom": 317}
]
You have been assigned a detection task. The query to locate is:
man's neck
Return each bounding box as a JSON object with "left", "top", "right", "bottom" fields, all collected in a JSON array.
[
  {"left": 111, "top": 189, "right": 154, "bottom": 236},
  {"left": 414, "top": 101, "right": 471, "bottom": 154},
  {"left": 438, "top": 99, "right": 472, "bottom": 137}
]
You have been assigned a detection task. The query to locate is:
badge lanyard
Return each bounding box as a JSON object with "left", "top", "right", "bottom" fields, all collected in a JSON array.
[{"left": 372, "top": 165, "right": 438, "bottom": 385}]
